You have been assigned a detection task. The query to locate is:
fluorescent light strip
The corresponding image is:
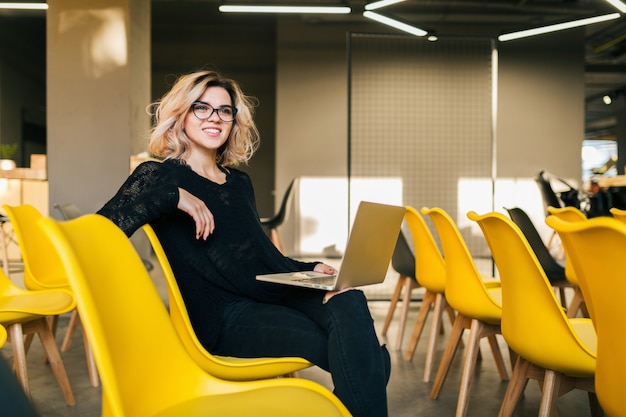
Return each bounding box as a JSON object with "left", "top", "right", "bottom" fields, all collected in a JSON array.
[
  {"left": 499, "top": 13, "right": 621, "bottom": 41},
  {"left": 363, "top": 11, "right": 427, "bottom": 37},
  {"left": 605, "top": 0, "right": 626, "bottom": 13},
  {"left": 365, "top": 0, "right": 406, "bottom": 11},
  {"left": 219, "top": 5, "right": 350, "bottom": 14},
  {"left": 0, "top": 2, "right": 47, "bottom": 9}
]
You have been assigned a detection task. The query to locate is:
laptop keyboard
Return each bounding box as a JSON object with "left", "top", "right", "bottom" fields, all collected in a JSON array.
[{"left": 294, "top": 276, "right": 337, "bottom": 286}]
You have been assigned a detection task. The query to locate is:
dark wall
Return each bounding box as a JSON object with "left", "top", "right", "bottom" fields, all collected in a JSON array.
[
  {"left": 151, "top": 3, "right": 278, "bottom": 216},
  {"left": 0, "top": 5, "right": 278, "bottom": 216}
]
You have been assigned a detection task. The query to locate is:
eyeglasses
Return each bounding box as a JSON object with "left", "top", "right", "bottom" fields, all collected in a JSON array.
[{"left": 190, "top": 101, "right": 237, "bottom": 122}]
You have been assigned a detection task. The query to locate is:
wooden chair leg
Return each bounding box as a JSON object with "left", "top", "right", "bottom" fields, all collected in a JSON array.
[
  {"left": 394, "top": 278, "right": 418, "bottom": 350},
  {"left": 381, "top": 276, "right": 404, "bottom": 338},
  {"left": 499, "top": 357, "right": 532, "bottom": 417},
  {"left": 34, "top": 318, "right": 76, "bottom": 406},
  {"left": 83, "top": 327, "right": 100, "bottom": 387},
  {"left": 566, "top": 287, "right": 586, "bottom": 318},
  {"left": 486, "top": 334, "right": 509, "bottom": 381},
  {"left": 61, "top": 309, "right": 79, "bottom": 351},
  {"left": 430, "top": 313, "right": 470, "bottom": 399},
  {"left": 60, "top": 309, "right": 99, "bottom": 387},
  {"left": 423, "top": 292, "right": 446, "bottom": 382},
  {"left": 8, "top": 323, "right": 29, "bottom": 397},
  {"left": 404, "top": 290, "right": 435, "bottom": 361},
  {"left": 539, "top": 370, "right": 561, "bottom": 417}
]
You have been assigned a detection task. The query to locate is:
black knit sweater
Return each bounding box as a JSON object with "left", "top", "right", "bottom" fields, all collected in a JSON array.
[{"left": 97, "top": 159, "right": 318, "bottom": 350}]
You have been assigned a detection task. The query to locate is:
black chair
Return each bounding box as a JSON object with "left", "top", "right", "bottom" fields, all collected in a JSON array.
[
  {"left": 505, "top": 207, "right": 572, "bottom": 307},
  {"left": 381, "top": 230, "right": 421, "bottom": 350},
  {"left": 536, "top": 170, "right": 564, "bottom": 216},
  {"left": 260, "top": 178, "right": 296, "bottom": 255}
]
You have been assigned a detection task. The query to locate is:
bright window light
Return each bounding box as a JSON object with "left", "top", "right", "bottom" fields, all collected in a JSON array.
[
  {"left": 296, "top": 177, "right": 402, "bottom": 255},
  {"left": 499, "top": 13, "right": 621, "bottom": 41},
  {"left": 219, "top": 5, "right": 351, "bottom": 14},
  {"left": 363, "top": 11, "right": 427, "bottom": 36},
  {"left": 0, "top": 2, "right": 47, "bottom": 9},
  {"left": 605, "top": 0, "right": 626, "bottom": 13},
  {"left": 365, "top": 0, "right": 406, "bottom": 11}
]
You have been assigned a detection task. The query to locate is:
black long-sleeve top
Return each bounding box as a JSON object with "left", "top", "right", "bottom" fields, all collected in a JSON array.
[{"left": 97, "top": 159, "right": 318, "bottom": 350}]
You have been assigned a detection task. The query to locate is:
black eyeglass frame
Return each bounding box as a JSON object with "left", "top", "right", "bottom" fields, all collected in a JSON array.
[{"left": 190, "top": 101, "right": 238, "bottom": 122}]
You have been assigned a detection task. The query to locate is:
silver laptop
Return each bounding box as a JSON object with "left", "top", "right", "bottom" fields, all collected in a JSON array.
[{"left": 256, "top": 201, "right": 406, "bottom": 291}]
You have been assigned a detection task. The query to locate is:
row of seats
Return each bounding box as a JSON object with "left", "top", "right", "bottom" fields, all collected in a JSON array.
[
  {"left": 2, "top": 201, "right": 624, "bottom": 416},
  {"left": 0, "top": 204, "right": 347, "bottom": 416},
  {"left": 383, "top": 204, "right": 623, "bottom": 417}
]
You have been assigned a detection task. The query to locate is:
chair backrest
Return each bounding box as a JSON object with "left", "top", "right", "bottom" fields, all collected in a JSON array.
[
  {"left": 403, "top": 206, "right": 445, "bottom": 293},
  {"left": 609, "top": 207, "right": 626, "bottom": 224},
  {"left": 470, "top": 211, "right": 596, "bottom": 376},
  {"left": 261, "top": 178, "right": 296, "bottom": 228},
  {"left": 536, "top": 170, "right": 563, "bottom": 215},
  {"left": 53, "top": 203, "right": 83, "bottom": 220},
  {"left": 141, "top": 224, "right": 245, "bottom": 377},
  {"left": 545, "top": 205, "right": 588, "bottom": 287},
  {"left": 3, "top": 204, "right": 68, "bottom": 290},
  {"left": 40, "top": 214, "right": 206, "bottom": 416},
  {"left": 422, "top": 207, "right": 501, "bottom": 324},
  {"left": 505, "top": 207, "right": 566, "bottom": 284},
  {"left": 545, "top": 215, "right": 626, "bottom": 417},
  {"left": 141, "top": 224, "right": 310, "bottom": 380},
  {"left": 547, "top": 205, "right": 587, "bottom": 222},
  {"left": 390, "top": 229, "right": 416, "bottom": 280}
]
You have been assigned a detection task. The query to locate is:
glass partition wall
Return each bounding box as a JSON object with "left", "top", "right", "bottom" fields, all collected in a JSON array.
[{"left": 348, "top": 34, "right": 496, "bottom": 297}]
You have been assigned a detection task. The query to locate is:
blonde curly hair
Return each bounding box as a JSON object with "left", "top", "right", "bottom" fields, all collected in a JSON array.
[{"left": 148, "top": 70, "right": 259, "bottom": 166}]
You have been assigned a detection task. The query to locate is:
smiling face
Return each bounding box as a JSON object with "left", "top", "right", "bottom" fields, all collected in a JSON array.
[{"left": 184, "top": 86, "right": 235, "bottom": 158}]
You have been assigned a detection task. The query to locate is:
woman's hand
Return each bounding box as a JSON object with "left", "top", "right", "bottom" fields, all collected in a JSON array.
[
  {"left": 177, "top": 188, "right": 215, "bottom": 240},
  {"left": 314, "top": 263, "right": 337, "bottom": 275},
  {"left": 313, "top": 263, "right": 354, "bottom": 304}
]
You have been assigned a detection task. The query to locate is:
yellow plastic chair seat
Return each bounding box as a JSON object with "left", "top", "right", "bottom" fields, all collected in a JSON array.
[{"left": 0, "top": 289, "right": 74, "bottom": 324}]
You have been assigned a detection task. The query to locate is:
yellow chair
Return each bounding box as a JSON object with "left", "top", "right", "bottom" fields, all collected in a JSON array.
[
  {"left": 39, "top": 213, "right": 350, "bottom": 417},
  {"left": 0, "top": 266, "right": 76, "bottom": 405},
  {"left": 546, "top": 215, "right": 626, "bottom": 417},
  {"left": 401, "top": 207, "right": 457, "bottom": 382},
  {"left": 423, "top": 207, "right": 509, "bottom": 417},
  {"left": 609, "top": 206, "right": 626, "bottom": 222},
  {"left": 4, "top": 204, "right": 99, "bottom": 387},
  {"left": 0, "top": 324, "right": 6, "bottom": 347},
  {"left": 545, "top": 205, "right": 588, "bottom": 317},
  {"left": 471, "top": 211, "right": 601, "bottom": 417},
  {"left": 141, "top": 224, "right": 313, "bottom": 380}
]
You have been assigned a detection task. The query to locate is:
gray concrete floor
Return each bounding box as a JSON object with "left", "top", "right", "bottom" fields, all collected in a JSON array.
[{"left": 1, "top": 258, "right": 597, "bottom": 417}]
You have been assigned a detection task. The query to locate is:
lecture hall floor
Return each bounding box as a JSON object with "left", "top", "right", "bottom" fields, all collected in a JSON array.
[{"left": 1, "top": 258, "right": 595, "bottom": 417}]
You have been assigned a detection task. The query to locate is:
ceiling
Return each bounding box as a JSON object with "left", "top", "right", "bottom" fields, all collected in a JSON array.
[
  {"left": 3, "top": 0, "right": 625, "bottom": 139},
  {"left": 213, "top": 0, "right": 626, "bottom": 139}
]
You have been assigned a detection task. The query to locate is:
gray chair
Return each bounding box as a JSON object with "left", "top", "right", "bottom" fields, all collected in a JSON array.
[{"left": 381, "top": 230, "right": 420, "bottom": 350}]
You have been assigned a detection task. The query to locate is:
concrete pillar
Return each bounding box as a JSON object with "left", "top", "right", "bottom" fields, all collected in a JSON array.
[{"left": 46, "top": 0, "right": 150, "bottom": 214}]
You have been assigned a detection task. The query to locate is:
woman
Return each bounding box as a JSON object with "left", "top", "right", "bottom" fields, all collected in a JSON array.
[{"left": 97, "top": 69, "right": 390, "bottom": 416}]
